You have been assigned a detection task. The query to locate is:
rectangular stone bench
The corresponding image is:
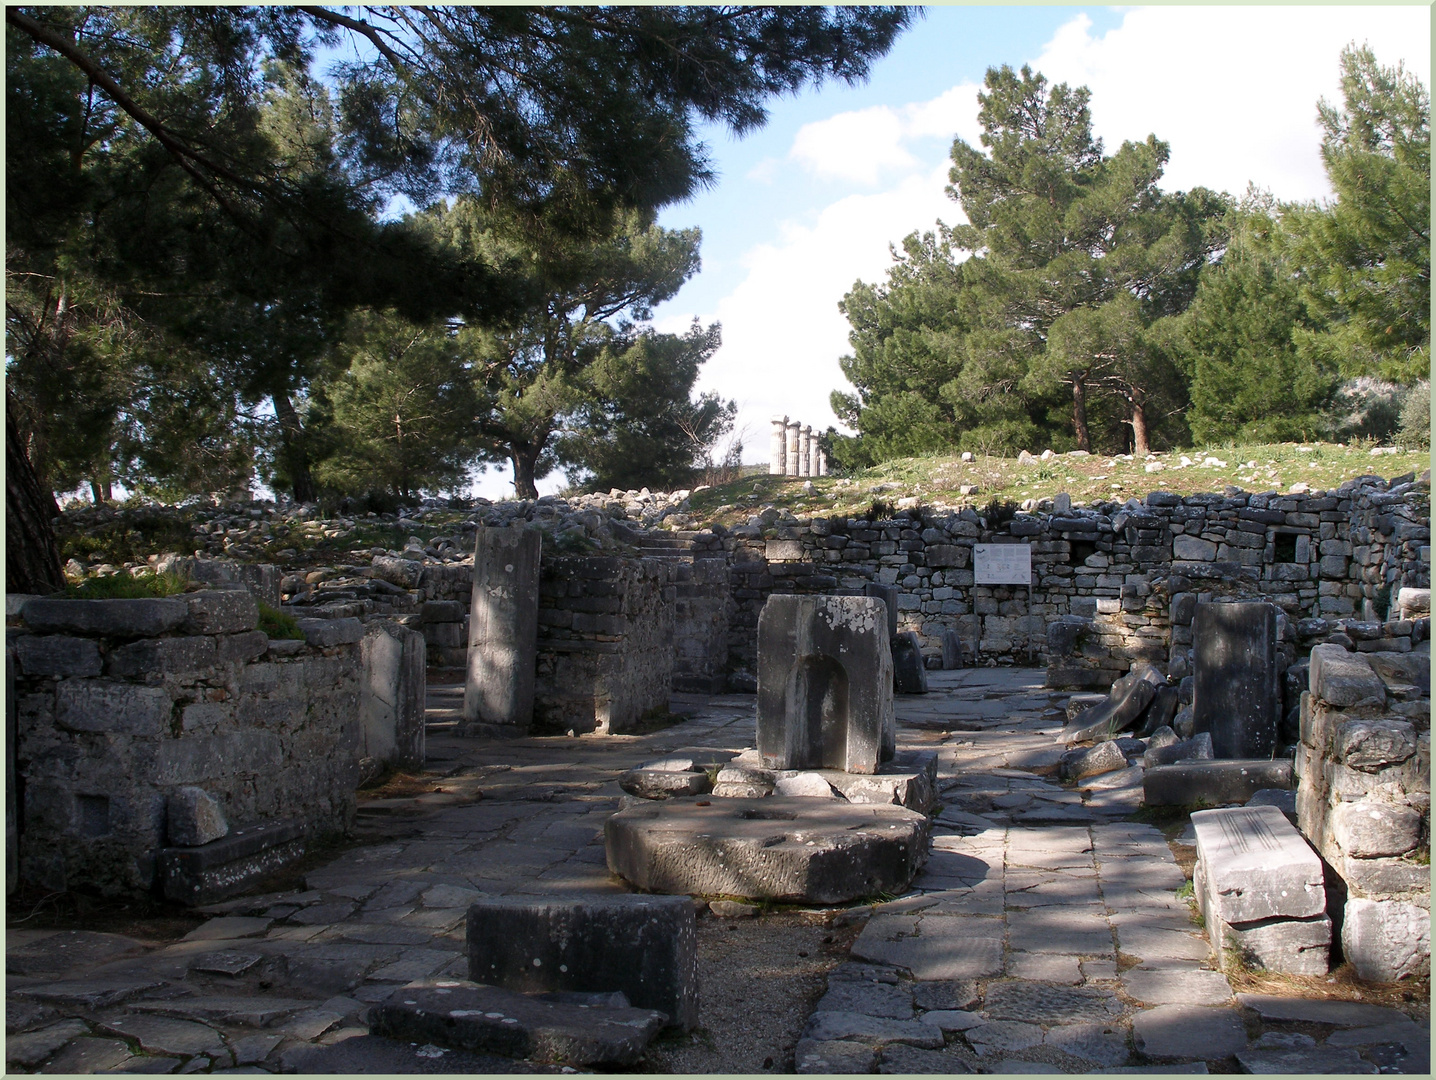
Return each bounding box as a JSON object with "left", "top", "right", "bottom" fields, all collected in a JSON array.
[
  {"left": 158, "top": 820, "right": 305, "bottom": 905},
  {"left": 1192, "top": 805, "right": 1330, "bottom": 975}
]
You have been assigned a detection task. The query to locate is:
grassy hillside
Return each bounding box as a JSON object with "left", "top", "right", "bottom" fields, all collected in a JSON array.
[{"left": 686, "top": 442, "right": 1431, "bottom": 528}]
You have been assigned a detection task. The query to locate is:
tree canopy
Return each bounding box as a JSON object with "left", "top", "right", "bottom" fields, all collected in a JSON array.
[{"left": 6, "top": 5, "right": 914, "bottom": 591}]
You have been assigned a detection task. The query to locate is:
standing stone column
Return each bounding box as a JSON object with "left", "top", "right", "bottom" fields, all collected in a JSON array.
[
  {"left": 464, "top": 525, "right": 542, "bottom": 732},
  {"left": 798, "top": 424, "right": 812, "bottom": 477},
  {"left": 1192, "top": 601, "right": 1279, "bottom": 758},
  {"left": 786, "top": 420, "right": 801, "bottom": 476},
  {"left": 769, "top": 416, "right": 788, "bottom": 475},
  {"left": 817, "top": 448, "right": 828, "bottom": 476}
]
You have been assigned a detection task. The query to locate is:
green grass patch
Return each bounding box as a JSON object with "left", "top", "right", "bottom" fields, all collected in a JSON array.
[
  {"left": 62, "top": 571, "right": 188, "bottom": 599},
  {"left": 258, "top": 601, "right": 305, "bottom": 640}
]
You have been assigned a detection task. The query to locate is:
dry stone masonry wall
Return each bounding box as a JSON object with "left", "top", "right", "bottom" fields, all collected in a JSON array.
[
  {"left": 9, "top": 590, "right": 363, "bottom": 896},
  {"left": 1296, "top": 642, "right": 1430, "bottom": 982}
]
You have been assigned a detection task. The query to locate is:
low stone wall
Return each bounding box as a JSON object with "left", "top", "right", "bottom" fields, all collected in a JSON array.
[
  {"left": 9, "top": 592, "right": 362, "bottom": 896},
  {"left": 534, "top": 556, "right": 676, "bottom": 734},
  {"left": 1295, "top": 643, "right": 1430, "bottom": 981},
  {"left": 722, "top": 475, "right": 1429, "bottom": 686}
]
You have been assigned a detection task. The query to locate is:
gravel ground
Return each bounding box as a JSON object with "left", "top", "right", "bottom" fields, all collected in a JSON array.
[{"left": 640, "top": 911, "right": 865, "bottom": 1074}]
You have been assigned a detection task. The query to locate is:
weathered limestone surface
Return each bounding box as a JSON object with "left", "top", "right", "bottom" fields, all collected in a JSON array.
[
  {"left": 1192, "top": 805, "right": 1330, "bottom": 975},
  {"left": 1192, "top": 602, "right": 1279, "bottom": 758},
  {"left": 533, "top": 555, "right": 676, "bottom": 734},
  {"left": 464, "top": 525, "right": 541, "bottom": 732},
  {"left": 604, "top": 797, "right": 929, "bottom": 904},
  {"left": 1296, "top": 640, "right": 1430, "bottom": 982},
  {"left": 757, "top": 595, "right": 895, "bottom": 774},
  {"left": 466, "top": 894, "right": 698, "bottom": 1030},
  {"left": 360, "top": 620, "right": 426, "bottom": 771},
  {"left": 12, "top": 597, "right": 362, "bottom": 897},
  {"left": 371, "top": 981, "right": 668, "bottom": 1065}
]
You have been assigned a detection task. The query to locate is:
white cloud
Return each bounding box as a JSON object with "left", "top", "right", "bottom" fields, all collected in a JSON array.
[
  {"left": 662, "top": 161, "right": 958, "bottom": 449},
  {"left": 661, "top": 7, "right": 1433, "bottom": 469},
  {"left": 788, "top": 84, "right": 985, "bottom": 186},
  {"left": 789, "top": 105, "right": 916, "bottom": 184},
  {"left": 1033, "top": 6, "right": 1430, "bottom": 202}
]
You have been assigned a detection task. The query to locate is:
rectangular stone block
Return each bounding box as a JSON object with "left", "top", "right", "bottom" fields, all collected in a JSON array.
[
  {"left": 1342, "top": 897, "right": 1430, "bottom": 982},
  {"left": 466, "top": 894, "right": 698, "bottom": 1030},
  {"left": 1192, "top": 805, "right": 1325, "bottom": 922},
  {"left": 765, "top": 539, "right": 805, "bottom": 562},
  {"left": 360, "top": 621, "right": 426, "bottom": 771},
  {"left": 1143, "top": 759, "right": 1294, "bottom": 807},
  {"left": 757, "top": 595, "right": 895, "bottom": 774},
  {"left": 21, "top": 597, "right": 188, "bottom": 638},
  {"left": 14, "top": 635, "right": 102, "bottom": 678},
  {"left": 158, "top": 820, "right": 305, "bottom": 905},
  {"left": 183, "top": 590, "right": 259, "bottom": 635},
  {"left": 1214, "top": 913, "right": 1331, "bottom": 976},
  {"left": 1192, "top": 602, "right": 1278, "bottom": 758},
  {"left": 1309, "top": 644, "right": 1387, "bottom": 706},
  {"left": 465, "top": 526, "right": 541, "bottom": 730},
  {"left": 55, "top": 680, "right": 171, "bottom": 735},
  {"left": 107, "top": 635, "right": 217, "bottom": 677}
]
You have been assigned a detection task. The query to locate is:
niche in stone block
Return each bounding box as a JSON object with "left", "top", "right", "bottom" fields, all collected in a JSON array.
[{"left": 756, "top": 595, "right": 894, "bottom": 775}]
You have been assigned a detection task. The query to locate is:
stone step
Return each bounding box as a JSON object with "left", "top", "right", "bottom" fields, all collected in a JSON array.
[{"left": 369, "top": 981, "right": 667, "bottom": 1066}]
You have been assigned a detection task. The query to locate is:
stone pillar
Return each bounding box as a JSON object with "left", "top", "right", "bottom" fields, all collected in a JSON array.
[
  {"left": 1192, "top": 601, "right": 1279, "bottom": 758},
  {"left": 769, "top": 416, "right": 788, "bottom": 475},
  {"left": 785, "top": 420, "right": 801, "bottom": 476},
  {"left": 464, "top": 525, "right": 542, "bottom": 732},
  {"left": 796, "top": 424, "right": 810, "bottom": 476},
  {"left": 817, "top": 448, "right": 828, "bottom": 477},
  {"left": 361, "top": 620, "right": 427, "bottom": 770},
  {"left": 756, "top": 594, "right": 894, "bottom": 774}
]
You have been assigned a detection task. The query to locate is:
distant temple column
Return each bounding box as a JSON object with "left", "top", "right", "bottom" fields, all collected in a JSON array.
[
  {"left": 798, "top": 424, "right": 812, "bottom": 476},
  {"left": 769, "top": 416, "right": 788, "bottom": 475},
  {"left": 786, "top": 420, "right": 801, "bottom": 475},
  {"left": 817, "top": 447, "right": 829, "bottom": 476}
]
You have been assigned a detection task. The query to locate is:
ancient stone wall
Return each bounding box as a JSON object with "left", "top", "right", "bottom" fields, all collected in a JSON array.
[
  {"left": 719, "top": 476, "right": 1429, "bottom": 688},
  {"left": 9, "top": 593, "right": 362, "bottom": 895},
  {"left": 1295, "top": 643, "right": 1430, "bottom": 982},
  {"left": 534, "top": 556, "right": 677, "bottom": 734}
]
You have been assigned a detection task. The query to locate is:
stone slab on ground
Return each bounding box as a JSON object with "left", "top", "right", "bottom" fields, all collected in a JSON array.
[
  {"left": 981, "top": 981, "right": 1127, "bottom": 1025},
  {"left": 1131, "top": 1004, "right": 1247, "bottom": 1061},
  {"left": 801, "top": 1010, "right": 944, "bottom": 1048},
  {"left": 278, "top": 1033, "right": 555, "bottom": 1074},
  {"left": 851, "top": 915, "right": 1003, "bottom": 979},
  {"left": 5, "top": 930, "right": 150, "bottom": 977},
  {"left": 604, "top": 797, "right": 929, "bottom": 904},
  {"left": 369, "top": 980, "right": 667, "bottom": 1066},
  {"left": 1234, "top": 1046, "right": 1377, "bottom": 1074},
  {"left": 465, "top": 893, "right": 697, "bottom": 1030},
  {"left": 617, "top": 767, "right": 712, "bottom": 799},
  {"left": 794, "top": 1038, "right": 878, "bottom": 1074},
  {"left": 1234, "top": 994, "right": 1415, "bottom": 1027},
  {"left": 1142, "top": 760, "right": 1293, "bottom": 807},
  {"left": 878, "top": 1043, "right": 974, "bottom": 1073},
  {"left": 1121, "top": 967, "right": 1232, "bottom": 1006}
]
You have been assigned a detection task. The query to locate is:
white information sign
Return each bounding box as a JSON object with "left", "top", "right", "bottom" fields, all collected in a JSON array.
[{"left": 974, "top": 543, "right": 1032, "bottom": 585}]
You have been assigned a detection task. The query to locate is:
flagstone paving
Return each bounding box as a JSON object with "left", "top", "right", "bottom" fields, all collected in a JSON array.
[{"left": 6, "top": 671, "right": 1427, "bottom": 1073}]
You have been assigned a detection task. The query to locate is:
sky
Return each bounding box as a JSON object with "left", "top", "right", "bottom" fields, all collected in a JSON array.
[{"left": 469, "top": 5, "right": 1431, "bottom": 500}]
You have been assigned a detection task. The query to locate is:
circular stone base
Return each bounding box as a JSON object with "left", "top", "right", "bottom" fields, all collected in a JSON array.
[{"left": 603, "top": 797, "right": 931, "bottom": 904}]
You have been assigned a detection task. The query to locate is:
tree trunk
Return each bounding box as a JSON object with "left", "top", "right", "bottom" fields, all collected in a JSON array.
[
  {"left": 7, "top": 401, "right": 66, "bottom": 595},
  {"left": 1071, "top": 378, "right": 1091, "bottom": 453},
  {"left": 510, "top": 444, "right": 540, "bottom": 500},
  {"left": 272, "top": 391, "right": 318, "bottom": 503},
  {"left": 1130, "top": 397, "right": 1150, "bottom": 457}
]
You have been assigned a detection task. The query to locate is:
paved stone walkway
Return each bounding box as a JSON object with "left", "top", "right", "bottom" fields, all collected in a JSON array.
[{"left": 6, "top": 671, "right": 1428, "bottom": 1073}]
